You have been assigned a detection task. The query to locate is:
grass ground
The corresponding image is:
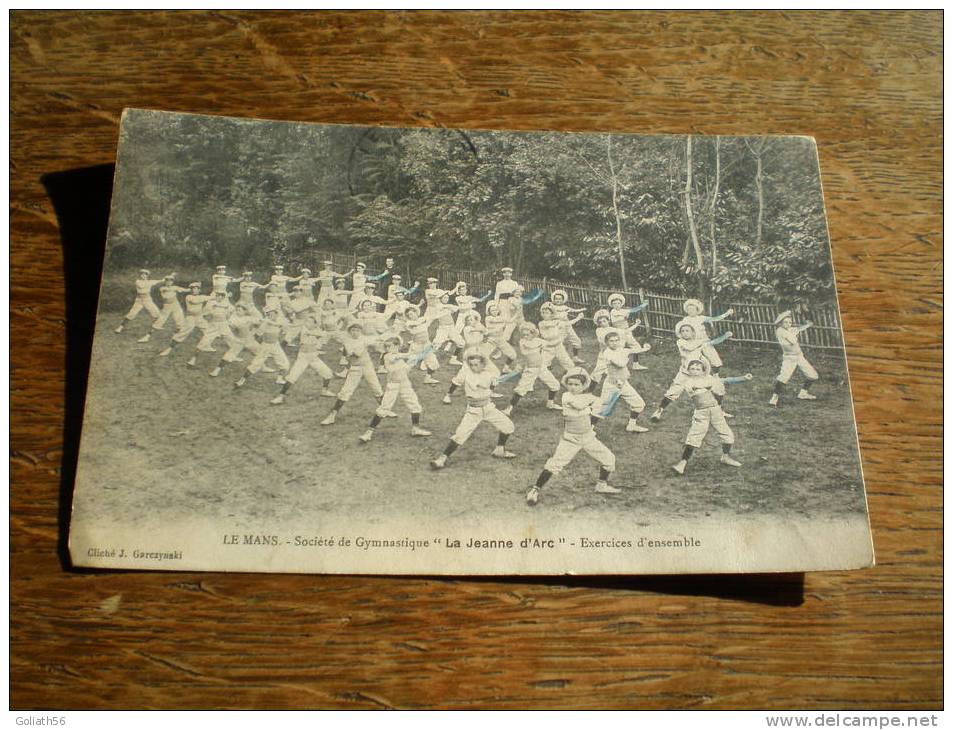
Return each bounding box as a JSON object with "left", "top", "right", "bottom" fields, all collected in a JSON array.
[{"left": 73, "top": 309, "right": 868, "bottom": 531}]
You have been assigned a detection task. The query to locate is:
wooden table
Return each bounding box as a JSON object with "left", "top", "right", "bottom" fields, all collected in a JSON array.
[{"left": 11, "top": 10, "right": 941, "bottom": 709}]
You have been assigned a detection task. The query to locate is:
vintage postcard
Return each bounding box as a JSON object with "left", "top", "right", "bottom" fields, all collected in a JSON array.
[{"left": 68, "top": 109, "right": 873, "bottom": 575}]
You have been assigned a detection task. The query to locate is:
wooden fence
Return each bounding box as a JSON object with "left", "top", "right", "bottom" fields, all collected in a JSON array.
[{"left": 296, "top": 250, "right": 844, "bottom": 351}]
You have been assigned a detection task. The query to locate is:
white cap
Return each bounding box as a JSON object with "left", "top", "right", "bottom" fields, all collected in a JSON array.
[{"left": 561, "top": 367, "right": 591, "bottom": 389}]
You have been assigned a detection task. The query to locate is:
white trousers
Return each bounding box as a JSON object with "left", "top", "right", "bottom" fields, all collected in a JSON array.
[
  {"left": 685, "top": 406, "right": 733, "bottom": 448},
  {"left": 451, "top": 404, "right": 514, "bottom": 444},
  {"left": 777, "top": 354, "right": 818, "bottom": 384},
  {"left": 544, "top": 431, "right": 615, "bottom": 474}
]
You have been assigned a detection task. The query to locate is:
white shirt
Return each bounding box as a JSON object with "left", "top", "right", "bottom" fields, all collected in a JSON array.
[{"left": 495, "top": 278, "right": 519, "bottom": 299}]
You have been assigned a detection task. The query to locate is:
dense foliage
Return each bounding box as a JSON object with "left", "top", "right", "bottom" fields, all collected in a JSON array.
[{"left": 107, "top": 111, "right": 835, "bottom": 304}]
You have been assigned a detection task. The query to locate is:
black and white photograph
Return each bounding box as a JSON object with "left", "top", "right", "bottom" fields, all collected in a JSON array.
[{"left": 69, "top": 109, "right": 874, "bottom": 575}]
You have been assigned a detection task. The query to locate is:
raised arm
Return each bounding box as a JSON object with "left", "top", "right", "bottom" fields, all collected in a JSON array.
[
  {"left": 722, "top": 373, "right": 754, "bottom": 385},
  {"left": 596, "top": 390, "right": 622, "bottom": 418},
  {"left": 408, "top": 345, "right": 435, "bottom": 368},
  {"left": 704, "top": 307, "right": 734, "bottom": 323},
  {"left": 708, "top": 331, "right": 733, "bottom": 347},
  {"left": 492, "top": 370, "right": 522, "bottom": 387}
]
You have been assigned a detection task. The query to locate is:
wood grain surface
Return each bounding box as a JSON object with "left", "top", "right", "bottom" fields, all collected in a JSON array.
[{"left": 10, "top": 10, "right": 941, "bottom": 710}]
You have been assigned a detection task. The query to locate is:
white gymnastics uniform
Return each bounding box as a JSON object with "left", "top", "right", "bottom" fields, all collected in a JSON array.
[
  {"left": 405, "top": 317, "right": 439, "bottom": 372},
  {"left": 494, "top": 278, "right": 519, "bottom": 300},
  {"left": 171, "top": 294, "right": 211, "bottom": 342},
  {"left": 609, "top": 307, "right": 641, "bottom": 348},
  {"left": 124, "top": 278, "right": 162, "bottom": 321},
  {"left": 336, "top": 334, "right": 384, "bottom": 401},
  {"left": 317, "top": 269, "right": 345, "bottom": 303},
  {"left": 454, "top": 294, "right": 480, "bottom": 333},
  {"left": 485, "top": 314, "right": 517, "bottom": 361},
  {"left": 385, "top": 282, "right": 405, "bottom": 303},
  {"left": 284, "top": 299, "right": 311, "bottom": 345},
  {"left": 599, "top": 347, "right": 646, "bottom": 413},
  {"left": 423, "top": 287, "right": 451, "bottom": 316},
  {"left": 319, "top": 308, "right": 345, "bottom": 337},
  {"left": 331, "top": 287, "right": 355, "bottom": 316},
  {"left": 544, "top": 393, "right": 616, "bottom": 475},
  {"left": 377, "top": 353, "right": 423, "bottom": 417},
  {"left": 552, "top": 303, "right": 582, "bottom": 350},
  {"left": 592, "top": 325, "right": 630, "bottom": 380},
  {"left": 289, "top": 292, "right": 313, "bottom": 315},
  {"left": 432, "top": 304, "right": 465, "bottom": 349},
  {"left": 268, "top": 274, "right": 294, "bottom": 305},
  {"left": 351, "top": 293, "right": 387, "bottom": 313},
  {"left": 195, "top": 301, "right": 235, "bottom": 352},
  {"left": 663, "top": 338, "right": 713, "bottom": 401},
  {"left": 449, "top": 370, "right": 515, "bottom": 445},
  {"left": 461, "top": 326, "right": 500, "bottom": 378},
  {"left": 237, "top": 281, "right": 265, "bottom": 319},
  {"left": 514, "top": 335, "right": 560, "bottom": 396},
  {"left": 246, "top": 319, "right": 290, "bottom": 374},
  {"left": 385, "top": 298, "right": 412, "bottom": 334},
  {"left": 286, "top": 325, "right": 334, "bottom": 384},
  {"left": 153, "top": 285, "right": 188, "bottom": 331},
  {"left": 502, "top": 295, "right": 524, "bottom": 342},
  {"left": 351, "top": 271, "right": 367, "bottom": 294},
  {"left": 538, "top": 319, "right": 574, "bottom": 371},
  {"left": 356, "top": 310, "right": 387, "bottom": 351},
  {"left": 210, "top": 273, "right": 233, "bottom": 297},
  {"left": 350, "top": 272, "right": 383, "bottom": 308},
  {"left": 683, "top": 375, "right": 733, "bottom": 448},
  {"left": 681, "top": 314, "right": 723, "bottom": 368},
  {"left": 775, "top": 326, "right": 818, "bottom": 383},
  {"left": 298, "top": 276, "right": 319, "bottom": 303},
  {"left": 221, "top": 313, "right": 259, "bottom": 363}
]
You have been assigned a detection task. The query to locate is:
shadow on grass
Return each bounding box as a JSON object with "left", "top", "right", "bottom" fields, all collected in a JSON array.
[{"left": 42, "top": 164, "right": 115, "bottom": 572}]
